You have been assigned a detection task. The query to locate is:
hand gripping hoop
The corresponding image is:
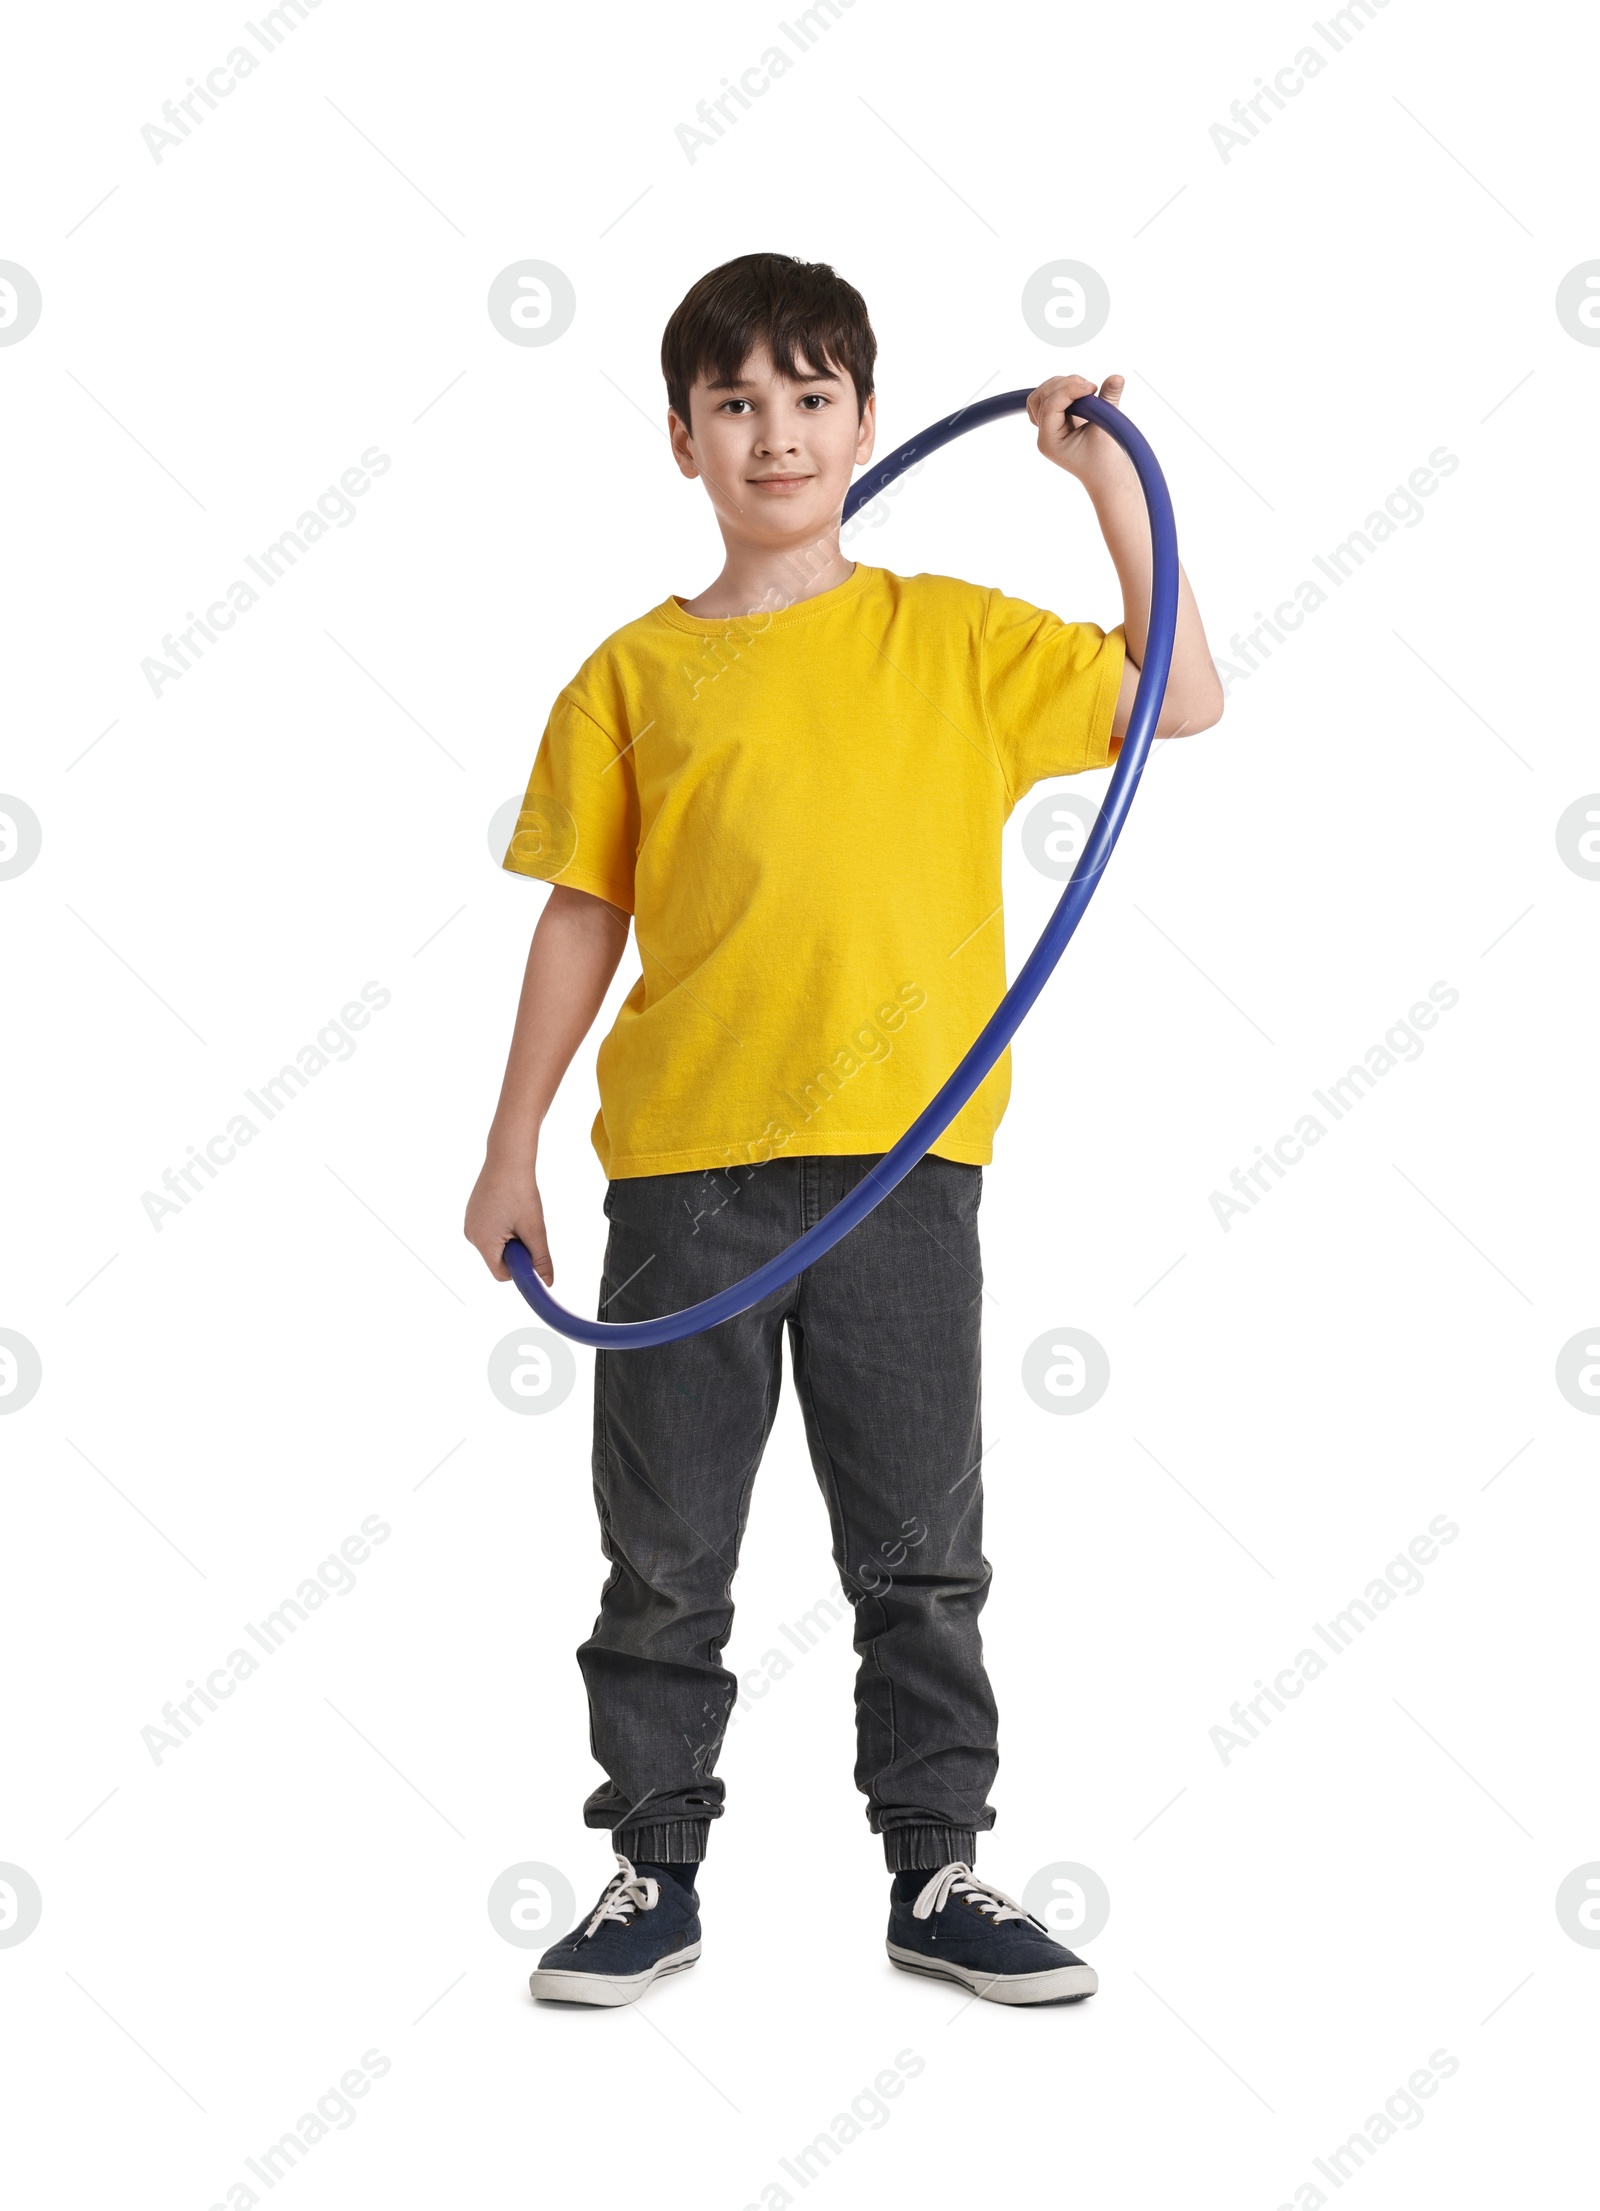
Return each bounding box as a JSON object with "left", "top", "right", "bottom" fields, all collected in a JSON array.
[{"left": 505, "top": 388, "right": 1179, "bottom": 1347}]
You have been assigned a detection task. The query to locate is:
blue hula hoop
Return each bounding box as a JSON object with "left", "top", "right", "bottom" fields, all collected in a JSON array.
[{"left": 505, "top": 387, "right": 1178, "bottom": 1347}]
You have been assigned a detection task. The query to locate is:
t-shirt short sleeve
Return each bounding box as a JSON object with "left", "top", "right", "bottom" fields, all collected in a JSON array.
[
  {"left": 979, "top": 589, "right": 1126, "bottom": 804},
  {"left": 501, "top": 690, "right": 639, "bottom": 912}
]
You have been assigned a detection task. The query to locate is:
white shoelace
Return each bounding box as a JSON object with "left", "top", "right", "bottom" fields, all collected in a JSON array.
[
  {"left": 582, "top": 1853, "right": 660, "bottom": 1939},
  {"left": 912, "top": 1861, "right": 1032, "bottom": 1925}
]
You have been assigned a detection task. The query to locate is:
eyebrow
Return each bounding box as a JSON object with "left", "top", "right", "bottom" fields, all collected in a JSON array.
[{"left": 705, "top": 367, "right": 842, "bottom": 391}]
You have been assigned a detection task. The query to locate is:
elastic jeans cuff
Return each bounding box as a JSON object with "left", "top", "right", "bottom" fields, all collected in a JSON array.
[
  {"left": 615, "top": 1819, "right": 710, "bottom": 1864},
  {"left": 883, "top": 1824, "right": 979, "bottom": 1872}
]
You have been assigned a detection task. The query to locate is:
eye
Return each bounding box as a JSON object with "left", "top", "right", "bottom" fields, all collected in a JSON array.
[
  {"left": 799, "top": 393, "right": 830, "bottom": 409},
  {"left": 718, "top": 398, "right": 753, "bottom": 415}
]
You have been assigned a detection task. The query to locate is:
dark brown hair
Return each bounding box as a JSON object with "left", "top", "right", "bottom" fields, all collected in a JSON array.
[{"left": 661, "top": 252, "right": 876, "bottom": 430}]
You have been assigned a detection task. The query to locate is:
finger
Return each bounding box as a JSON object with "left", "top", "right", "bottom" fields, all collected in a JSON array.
[
  {"left": 1057, "top": 379, "right": 1103, "bottom": 439},
  {"left": 475, "top": 1234, "right": 511, "bottom": 1283},
  {"left": 516, "top": 1223, "right": 555, "bottom": 1287},
  {"left": 1027, "top": 374, "right": 1089, "bottom": 427},
  {"left": 1026, "top": 376, "right": 1067, "bottom": 425},
  {"left": 477, "top": 1222, "right": 551, "bottom": 1287}
]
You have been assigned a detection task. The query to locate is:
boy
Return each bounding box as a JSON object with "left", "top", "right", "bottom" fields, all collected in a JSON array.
[{"left": 465, "top": 253, "right": 1223, "bottom": 2008}]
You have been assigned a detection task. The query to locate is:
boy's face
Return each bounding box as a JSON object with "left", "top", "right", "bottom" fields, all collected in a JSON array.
[{"left": 669, "top": 342, "right": 876, "bottom": 550}]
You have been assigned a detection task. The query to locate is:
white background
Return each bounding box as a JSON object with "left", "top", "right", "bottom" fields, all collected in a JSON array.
[{"left": 3, "top": 0, "right": 1597, "bottom": 2203}]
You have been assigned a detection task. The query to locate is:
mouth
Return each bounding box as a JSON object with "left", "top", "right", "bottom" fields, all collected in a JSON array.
[{"left": 747, "top": 474, "right": 813, "bottom": 490}]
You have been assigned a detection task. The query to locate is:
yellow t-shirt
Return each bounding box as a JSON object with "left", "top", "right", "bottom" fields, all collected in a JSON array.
[{"left": 504, "top": 562, "right": 1124, "bottom": 1178}]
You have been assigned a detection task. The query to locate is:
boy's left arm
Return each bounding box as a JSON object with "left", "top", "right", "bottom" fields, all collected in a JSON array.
[{"left": 1028, "top": 372, "right": 1224, "bottom": 742}]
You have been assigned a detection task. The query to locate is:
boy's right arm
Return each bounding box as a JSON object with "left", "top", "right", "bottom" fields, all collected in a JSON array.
[{"left": 464, "top": 884, "right": 630, "bottom": 1284}]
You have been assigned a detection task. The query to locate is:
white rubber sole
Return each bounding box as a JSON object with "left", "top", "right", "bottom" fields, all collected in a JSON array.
[
  {"left": 529, "top": 1941, "right": 701, "bottom": 2007},
  {"left": 887, "top": 1942, "right": 1097, "bottom": 2005}
]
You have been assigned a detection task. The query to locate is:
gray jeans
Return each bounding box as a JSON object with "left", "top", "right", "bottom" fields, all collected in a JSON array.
[{"left": 578, "top": 1152, "right": 999, "bottom": 1871}]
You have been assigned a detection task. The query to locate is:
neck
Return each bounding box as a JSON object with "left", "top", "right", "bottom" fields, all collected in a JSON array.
[{"left": 681, "top": 528, "right": 854, "bottom": 619}]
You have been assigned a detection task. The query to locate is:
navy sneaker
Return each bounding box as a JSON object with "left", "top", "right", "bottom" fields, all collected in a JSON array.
[
  {"left": 887, "top": 1862, "right": 1097, "bottom": 2005},
  {"left": 529, "top": 1855, "right": 701, "bottom": 2007}
]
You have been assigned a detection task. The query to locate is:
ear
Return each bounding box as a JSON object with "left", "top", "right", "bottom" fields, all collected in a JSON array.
[
  {"left": 854, "top": 391, "right": 877, "bottom": 470},
  {"left": 667, "top": 408, "right": 700, "bottom": 481}
]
